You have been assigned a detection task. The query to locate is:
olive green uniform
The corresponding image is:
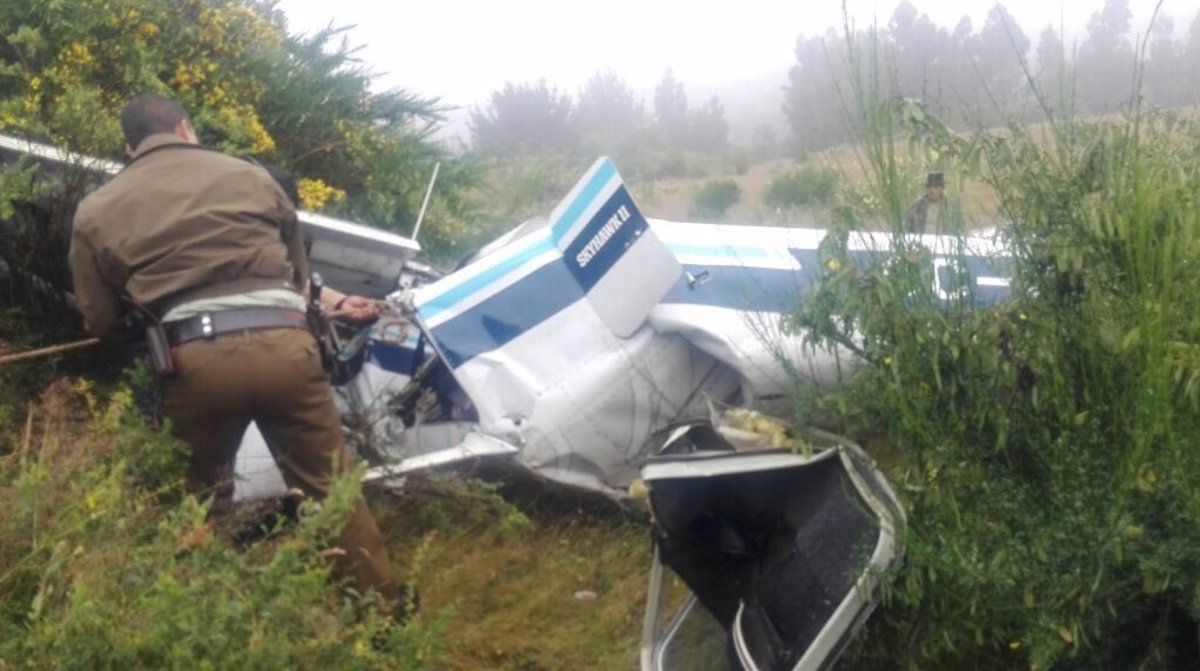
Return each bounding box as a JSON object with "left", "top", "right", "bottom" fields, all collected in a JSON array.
[
  {"left": 908, "top": 194, "right": 946, "bottom": 234},
  {"left": 69, "top": 134, "right": 400, "bottom": 603}
]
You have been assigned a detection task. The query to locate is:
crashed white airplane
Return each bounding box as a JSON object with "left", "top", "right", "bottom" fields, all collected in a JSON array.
[
  {"left": 257, "top": 156, "right": 1010, "bottom": 669},
  {"left": 3, "top": 134, "right": 1012, "bottom": 669},
  {"left": 262, "top": 157, "right": 1011, "bottom": 499}
]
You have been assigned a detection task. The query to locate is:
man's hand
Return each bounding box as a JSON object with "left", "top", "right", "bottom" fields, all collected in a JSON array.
[{"left": 331, "top": 294, "right": 381, "bottom": 323}]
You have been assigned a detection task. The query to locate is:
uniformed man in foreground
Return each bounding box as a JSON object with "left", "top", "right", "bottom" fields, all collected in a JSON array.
[{"left": 69, "top": 93, "right": 408, "bottom": 617}]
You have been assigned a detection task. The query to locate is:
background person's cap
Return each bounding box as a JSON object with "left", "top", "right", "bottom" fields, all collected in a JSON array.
[{"left": 926, "top": 172, "right": 945, "bottom": 188}]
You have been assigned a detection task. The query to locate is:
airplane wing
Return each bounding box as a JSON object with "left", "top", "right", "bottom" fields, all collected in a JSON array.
[{"left": 298, "top": 210, "right": 420, "bottom": 298}]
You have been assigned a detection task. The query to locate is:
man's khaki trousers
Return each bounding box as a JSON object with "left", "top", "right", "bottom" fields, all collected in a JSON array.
[{"left": 162, "top": 327, "right": 399, "bottom": 603}]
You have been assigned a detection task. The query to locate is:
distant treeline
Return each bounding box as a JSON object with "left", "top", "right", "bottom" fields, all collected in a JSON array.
[
  {"left": 470, "top": 0, "right": 1200, "bottom": 159},
  {"left": 788, "top": 0, "right": 1200, "bottom": 152},
  {"left": 468, "top": 68, "right": 730, "bottom": 165}
]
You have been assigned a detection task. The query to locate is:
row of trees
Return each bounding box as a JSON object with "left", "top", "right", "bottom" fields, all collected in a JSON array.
[
  {"left": 468, "top": 69, "right": 729, "bottom": 160},
  {"left": 786, "top": 0, "right": 1200, "bottom": 152},
  {"left": 466, "top": 0, "right": 1200, "bottom": 162}
]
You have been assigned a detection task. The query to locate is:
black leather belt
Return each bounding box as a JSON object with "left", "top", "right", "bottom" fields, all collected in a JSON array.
[{"left": 166, "top": 308, "right": 309, "bottom": 346}]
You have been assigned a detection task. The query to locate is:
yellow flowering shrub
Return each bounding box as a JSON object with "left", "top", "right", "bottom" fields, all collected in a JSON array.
[
  {"left": 1, "top": 0, "right": 286, "bottom": 157},
  {"left": 212, "top": 103, "right": 275, "bottom": 154},
  {"left": 0, "top": 0, "right": 473, "bottom": 264},
  {"left": 296, "top": 178, "right": 347, "bottom": 211}
]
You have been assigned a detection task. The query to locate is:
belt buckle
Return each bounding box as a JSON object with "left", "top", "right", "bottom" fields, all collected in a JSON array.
[{"left": 200, "top": 312, "right": 215, "bottom": 339}]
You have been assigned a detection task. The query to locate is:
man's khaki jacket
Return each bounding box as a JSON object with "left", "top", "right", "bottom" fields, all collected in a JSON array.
[{"left": 70, "top": 134, "right": 308, "bottom": 340}]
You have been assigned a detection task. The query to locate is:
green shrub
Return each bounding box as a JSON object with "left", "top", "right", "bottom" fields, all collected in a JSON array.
[
  {"left": 646, "top": 151, "right": 689, "bottom": 180},
  {"left": 763, "top": 166, "right": 839, "bottom": 208},
  {"left": 794, "top": 103, "right": 1200, "bottom": 669},
  {"left": 0, "top": 379, "right": 442, "bottom": 670},
  {"left": 689, "top": 179, "right": 741, "bottom": 220}
]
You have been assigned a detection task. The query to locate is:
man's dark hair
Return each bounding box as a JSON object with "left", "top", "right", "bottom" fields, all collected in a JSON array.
[{"left": 120, "top": 94, "right": 190, "bottom": 150}]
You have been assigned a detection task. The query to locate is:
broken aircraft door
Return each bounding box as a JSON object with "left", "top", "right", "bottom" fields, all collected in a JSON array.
[{"left": 640, "top": 424, "right": 904, "bottom": 671}]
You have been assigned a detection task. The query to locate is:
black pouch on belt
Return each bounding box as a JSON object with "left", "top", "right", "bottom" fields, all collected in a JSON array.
[
  {"left": 122, "top": 296, "right": 176, "bottom": 378},
  {"left": 306, "top": 272, "right": 341, "bottom": 375},
  {"left": 144, "top": 322, "right": 176, "bottom": 377}
]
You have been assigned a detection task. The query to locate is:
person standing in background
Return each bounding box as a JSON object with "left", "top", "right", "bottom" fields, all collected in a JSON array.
[{"left": 905, "top": 172, "right": 945, "bottom": 234}]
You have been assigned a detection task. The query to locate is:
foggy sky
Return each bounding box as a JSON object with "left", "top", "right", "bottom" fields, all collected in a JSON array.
[
  {"left": 276, "top": 0, "right": 1196, "bottom": 108},
  {"left": 275, "top": 0, "right": 1200, "bottom": 146}
]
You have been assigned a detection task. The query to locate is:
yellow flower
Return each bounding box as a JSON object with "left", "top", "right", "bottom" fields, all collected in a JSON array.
[
  {"left": 1135, "top": 467, "right": 1157, "bottom": 491},
  {"left": 296, "top": 178, "right": 347, "bottom": 211},
  {"left": 172, "top": 63, "right": 205, "bottom": 92},
  {"left": 203, "top": 85, "right": 227, "bottom": 107},
  {"left": 214, "top": 104, "right": 276, "bottom": 154},
  {"left": 64, "top": 42, "right": 95, "bottom": 67},
  {"left": 247, "top": 114, "right": 275, "bottom": 154}
]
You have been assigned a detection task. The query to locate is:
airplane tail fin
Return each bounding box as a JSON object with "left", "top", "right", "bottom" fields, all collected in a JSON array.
[{"left": 550, "top": 157, "right": 681, "bottom": 337}]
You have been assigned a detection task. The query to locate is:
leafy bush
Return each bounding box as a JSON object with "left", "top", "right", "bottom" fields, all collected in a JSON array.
[
  {"left": 0, "top": 378, "right": 441, "bottom": 670},
  {"left": 690, "top": 179, "right": 741, "bottom": 220},
  {"left": 794, "top": 103, "right": 1200, "bottom": 669},
  {"left": 763, "top": 166, "right": 839, "bottom": 208}
]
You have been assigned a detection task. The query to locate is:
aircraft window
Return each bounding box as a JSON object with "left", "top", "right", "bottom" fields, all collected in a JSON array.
[{"left": 656, "top": 595, "right": 732, "bottom": 671}]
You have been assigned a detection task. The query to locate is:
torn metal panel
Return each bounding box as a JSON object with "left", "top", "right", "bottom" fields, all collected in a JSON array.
[{"left": 640, "top": 426, "right": 904, "bottom": 671}]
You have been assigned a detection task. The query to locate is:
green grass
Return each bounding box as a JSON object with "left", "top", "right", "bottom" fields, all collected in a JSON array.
[{"left": 376, "top": 476, "right": 649, "bottom": 670}]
